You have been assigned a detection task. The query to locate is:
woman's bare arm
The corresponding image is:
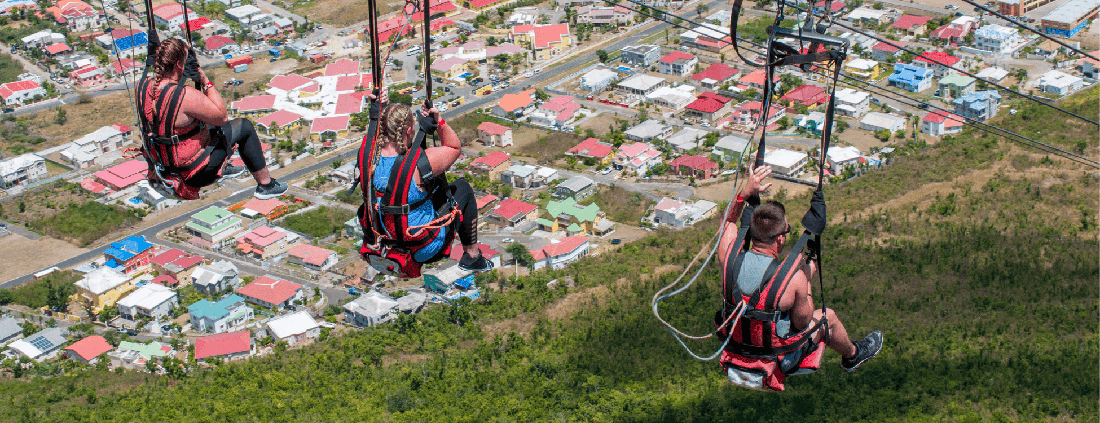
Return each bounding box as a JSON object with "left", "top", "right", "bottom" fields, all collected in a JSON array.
[{"left": 182, "top": 69, "right": 228, "bottom": 126}]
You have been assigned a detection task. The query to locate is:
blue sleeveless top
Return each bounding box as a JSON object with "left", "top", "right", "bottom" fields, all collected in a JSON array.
[{"left": 373, "top": 155, "right": 447, "bottom": 262}]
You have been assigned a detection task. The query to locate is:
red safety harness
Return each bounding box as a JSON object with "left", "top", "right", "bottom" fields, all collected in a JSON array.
[
  {"left": 714, "top": 222, "right": 827, "bottom": 391},
  {"left": 356, "top": 128, "right": 460, "bottom": 278},
  {"left": 134, "top": 77, "right": 231, "bottom": 200}
]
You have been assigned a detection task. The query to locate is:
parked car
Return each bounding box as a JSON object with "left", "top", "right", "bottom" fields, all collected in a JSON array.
[
  {"left": 533, "top": 68, "right": 542, "bottom": 74},
  {"left": 611, "top": 239, "right": 622, "bottom": 245},
  {"left": 502, "top": 238, "right": 515, "bottom": 244}
]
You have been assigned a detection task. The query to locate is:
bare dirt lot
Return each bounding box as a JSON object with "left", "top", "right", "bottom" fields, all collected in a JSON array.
[
  {"left": 4, "top": 92, "right": 135, "bottom": 154},
  {"left": 0, "top": 235, "right": 89, "bottom": 282},
  {"left": 294, "top": 0, "right": 405, "bottom": 27}
]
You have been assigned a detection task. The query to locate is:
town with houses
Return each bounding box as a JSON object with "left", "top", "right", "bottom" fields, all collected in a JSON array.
[{"left": 0, "top": 0, "right": 1096, "bottom": 374}]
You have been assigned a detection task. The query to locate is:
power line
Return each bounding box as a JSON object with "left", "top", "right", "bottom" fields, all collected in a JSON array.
[
  {"left": 958, "top": 0, "right": 1098, "bottom": 62},
  {"left": 783, "top": 2, "right": 1100, "bottom": 126},
  {"left": 602, "top": 0, "right": 1099, "bottom": 168}
]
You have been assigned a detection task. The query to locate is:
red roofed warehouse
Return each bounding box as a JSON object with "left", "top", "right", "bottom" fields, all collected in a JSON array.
[
  {"left": 93, "top": 159, "right": 147, "bottom": 190},
  {"left": 477, "top": 121, "right": 514, "bottom": 147},
  {"left": 231, "top": 95, "right": 276, "bottom": 116},
  {"left": 287, "top": 244, "right": 338, "bottom": 271},
  {"left": 469, "top": 0, "right": 506, "bottom": 11},
  {"left": 670, "top": 155, "right": 717, "bottom": 179},
  {"left": 739, "top": 68, "right": 781, "bottom": 90},
  {"left": 658, "top": 51, "right": 698, "bottom": 77},
  {"left": 530, "top": 236, "right": 589, "bottom": 270},
  {"left": 325, "top": 58, "right": 360, "bottom": 77},
  {"left": 487, "top": 198, "right": 538, "bottom": 228},
  {"left": 236, "top": 275, "right": 304, "bottom": 310},
  {"left": 469, "top": 151, "right": 512, "bottom": 179},
  {"left": 194, "top": 331, "right": 252, "bottom": 361},
  {"left": 64, "top": 335, "right": 112, "bottom": 364},
  {"left": 870, "top": 40, "right": 908, "bottom": 62},
  {"left": 511, "top": 24, "right": 572, "bottom": 60},
  {"left": 691, "top": 63, "right": 740, "bottom": 89},
  {"left": 683, "top": 91, "right": 733, "bottom": 123},
  {"left": 310, "top": 115, "right": 350, "bottom": 140},
  {"left": 566, "top": 138, "right": 616, "bottom": 164},
  {"left": 204, "top": 35, "right": 238, "bottom": 54},
  {"left": 254, "top": 109, "right": 303, "bottom": 135}
]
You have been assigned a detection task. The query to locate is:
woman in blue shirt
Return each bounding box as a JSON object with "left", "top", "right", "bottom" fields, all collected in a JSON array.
[{"left": 372, "top": 103, "right": 492, "bottom": 271}]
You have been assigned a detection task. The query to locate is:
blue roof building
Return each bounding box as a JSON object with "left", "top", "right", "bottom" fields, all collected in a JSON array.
[
  {"left": 887, "top": 64, "right": 933, "bottom": 93},
  {"left": 188, "top": 294, "right": 254, "bottom": 333},
  {"left": 953, "top": 90, "right": 1001, "bottom": 121},
  {"left": 103, "top": 235, "right": 155, "bottom": 274}
]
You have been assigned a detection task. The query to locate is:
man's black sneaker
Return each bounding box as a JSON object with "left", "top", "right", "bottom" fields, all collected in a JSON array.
[
  {"left": 840, "top": 330, "right": 883, "bottom": 373},
  {"left": 458, "top": 252, "right": 494, "bottom": 272},
  {"left": 254, "top": 179, "right": 288, "bottom": 200},
  {"left": 222, "top": 164, "right": 247, "bottom": 179}
]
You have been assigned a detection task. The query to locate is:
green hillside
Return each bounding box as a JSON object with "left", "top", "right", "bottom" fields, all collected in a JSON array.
[{"left": 1, "top": 88, "right": 1096, "bottom": 422}]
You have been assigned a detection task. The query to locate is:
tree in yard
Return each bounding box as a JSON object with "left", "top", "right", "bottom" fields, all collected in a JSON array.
[
  {"left": 534, "top": 89, "right": 550, "bottom": 101},
  {"left": 55, "top": 108, "right": 66, "bottom": 125},
  {"left": 696, "top": 4, "right": 709, "bottom": 16},
  {"left": 777, "top": 116, "right": 791, "bottom": 129},
  {"left": 19, "top": 202, "right": 25, "bottom": 213},
  {"left": 895, "top": 130, "right": 906, "bottom": 140},
  {"left": 596, "top": 49, "right": 609, "bottom": 63},
  {"left": 505, "top": 242, "right": 532, "bottom": 270},
  {"left": 331, "top": 157, "right": 343, "bottom": 169}
]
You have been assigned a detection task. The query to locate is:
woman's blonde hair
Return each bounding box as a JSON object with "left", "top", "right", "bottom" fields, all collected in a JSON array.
[{"left": 378, "top": 104, "right": 415, "bottom": 154}]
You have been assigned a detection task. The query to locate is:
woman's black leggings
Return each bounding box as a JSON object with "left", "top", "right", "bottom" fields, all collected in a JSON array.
[
  {"left": 186, "top": 118, "right": 267, "bottom": 187},
  {"left": 448, "top": 178, "right": 478, "bottom": 247}
]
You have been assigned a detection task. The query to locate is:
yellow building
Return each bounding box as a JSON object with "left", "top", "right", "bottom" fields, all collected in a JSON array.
[
  {"left": 310, "top": 115, "right": 351, "bottom": 140},
  {"left": 511, "top": 24, "right": 573, "bottom": 61},
  {"left": 844, "top": 58, "right": 881, "bottom": 80},
  {"left": 430, "top": 57, "right": 469, "bottom": 79},
  {"left": 255, "top": 110, "right": 304, "bottom": 135},
  {"left": 536, "top": 198, "right": 605, "bottom": 236},
  {"left": 73, "top": 267, "right": 134, "bottom": 313}
]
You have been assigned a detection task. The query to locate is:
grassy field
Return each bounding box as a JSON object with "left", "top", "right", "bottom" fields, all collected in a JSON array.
[
  {"left": 0, "top": 52, "right": 25, "bottom": 84},
  {"left": 281, "top": 205, "right": 355, "bottom": 238},
  {"left": 582, "top": 184, "right": 654, "bottom": 224},
  {"left": 0, "top": 181, "right": 143, "bottom": 247}
]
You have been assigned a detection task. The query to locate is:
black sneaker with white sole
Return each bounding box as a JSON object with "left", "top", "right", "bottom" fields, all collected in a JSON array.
[
  {"left": 221, "top": 164, "right": 247, "bottom": 179},
  {"left": 840, "top": 330, "right": 883, "bottom": 373},
  {"left": 254, "top": 179, "right": 288, "bottom": 199},
  {"left": 458, "top": 252, "right": 494, "bottom": 272}
]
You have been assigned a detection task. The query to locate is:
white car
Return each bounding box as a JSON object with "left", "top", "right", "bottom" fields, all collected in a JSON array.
[
  {"left": 502, "top": 238, "right": 515, "bottom": 244},
  {"left": 319, "top": 321, "right": 335, "bottom": 329},
  {"left": 533, "top": 68, "right": 542, "bottom": 74},
  {"left": 524, "top": 72, "right": 533, "bottom": 77},
  {"left": 448, "top": 82, "right": 456, "bottom": 87},
  {"left": 440, "top": 105, "right": 448, "bottom": 112}
]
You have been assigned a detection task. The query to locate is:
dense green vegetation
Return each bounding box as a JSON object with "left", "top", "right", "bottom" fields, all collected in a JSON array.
[
  {"left": 0, "top": 53, "right": 25, "bottom": 85},
  {"left": 29, "top": 201, "right": 144, "bottom": 247},
  {"left": 281, "top": 205, "right": 354, "bottom": 238},
  {"left": 582, "top": 184, "right": 655, "bottom": 224},
  {"left": 0, "top": 89, "right": 1095, "bottom": 422},
  {"left": 0, "top": 270, "right": 79, "bottom": 310}
]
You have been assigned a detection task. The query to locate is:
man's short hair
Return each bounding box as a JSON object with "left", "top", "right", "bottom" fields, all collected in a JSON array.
[{"left": 750, "top": 200, "right": 787, "bottom": 244}]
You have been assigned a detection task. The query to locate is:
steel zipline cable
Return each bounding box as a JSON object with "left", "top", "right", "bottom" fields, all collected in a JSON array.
[{"left": 604, "top": 0, "right": 1099, "bottom": 168}]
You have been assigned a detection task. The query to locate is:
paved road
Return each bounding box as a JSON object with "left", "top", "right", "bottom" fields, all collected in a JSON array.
[
  {"left": 1, "top": 146, "right": 363, "bottom": 289},
  {"left": 0, "top": 219, "right": 42, "bottom": 241}
]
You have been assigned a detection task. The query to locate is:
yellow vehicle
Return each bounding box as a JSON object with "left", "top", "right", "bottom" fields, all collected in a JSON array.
[
  {"left": 475, "top": 86, "right": 492, "bottom": 96},
  {"left": 451, "top": 96, "right": 465, "bottom": 106}
]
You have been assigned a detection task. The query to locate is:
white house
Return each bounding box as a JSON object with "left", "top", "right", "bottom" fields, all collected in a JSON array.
[
  {"left": 1038, "top": 70, "right": 1086, "bottom": 96},
  {"left": 530, "top": 236, "right": 590, "bottom": 270},
  {"left": 0, "top": 153, "right": 47, "bottom": 189},
  {"left": 265, "top": 311, "right": 321, "bottom": 346},
  {"left": 116, "top": 283, "right": 178, "bottom": 320},
  {"left": 579, "top": 67, "right": 619, "bottom": 92},
  {"left": 190, "top": 260, "right": 241, "bottom": 294},
  {"left": 7, "top": 328, "right": 66, "bottom": 362},
  {"left": 825, "top": 146, "right": 862, "bottom": 174},
  {"left": 343, "top": 291, "right": 400, "bottom": 328},
  {"left": 858, "top": 112, "right": 907, "bottom": 133},
  {"left": 286, "top": 244, "right": 338, "bottom": 271},
  {"left": 235, "top": 275, "right": 304, "bottom": 310},
  {"left": 62, "top": 126, "right": 126, "bottom": 168},
  {"left": 666, "top": 127, "right": 709, "bottom": 153},
  {"left": 186, "top": 206, "right": 243, "bottom": 248},
  {"left": 623, "top": 120, "right": 673, "bottom": 142},
  {"left": 224, "top": 5, "right": 262, "bottom": 24},
  {"left": 0, "top": 80, "right": 46, "bottom": 106},
  {"left": 0, "top": 317, "right": 22, "bottom": 347},
  {"left": 653, "top": 198, "right": 718, "bottom": 227},
  {"left": 763, "top": 149, "right": 809, "bottom": 176},
  {"left": 974, "top": 24, "right": 1019, "bottom": 55},
  {"left": 136, "top": 180, "right": 180, "bottom": 210},
  {"left": 617, "top": 74, "right": 668, "bottom": 96},
  {"left": 645, "top": 85, "right": 696, "bottom": 111}
]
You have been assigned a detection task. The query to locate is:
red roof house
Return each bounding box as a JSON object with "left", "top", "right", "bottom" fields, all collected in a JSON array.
[
  {"left": 93, "top": 159, "right": 147, "bottom": 190},
  {"left": 470, "top": 151, "right": 512, "bottom": 178},
  {"left": 334, "top": 92, "right": 365, "bottom": 115},
  {"left": 235, "top": 198, "right": 289, "bottom": 219},
  {"left": 669, "top": 155, "right": 717, "bottom": 179},
  {"left": 205, "top": 35, "right": 237, "bottom": 52},
  {"left": 488, "top": 199, "right": 538, "bottom": 227},
  {"left": 566, "top": 137, "right": 615, "bottom": 161},
  {"left": 476, "top": 194, "right": 499, "bottom": 210},
  {"left": 231, "top": 95, "right": 277, "bottom": 115},
  {"left": 110, "top": 58, "right": 142, "bottom": 76},
  {"left": 476, "top": 121, "right": 513, "bottom": 147},
  {"left": 892, "top": 15, "right": 932, "bottom": 35},
  {"left": 324, "top": 58, "right": 360, "bottom": 77},
  {"left": 150, "top": 248, "right": 204, "bottom": 281},
  {"left": 236, "top": 275, "right": 303, "bottom": 309},
  {"left": 180, "top": 16, "right": 212, "bottom": 32},
  {"left": 530, "top": 236, "right": 589, "bottom": 270},
  {"left": 287, "top": 244, "right": 338, "bottom": 270},
  {"left": 738, "top": 68, "right": 781, "bottom": 90},
  {"left": 310, "top": 115, "right": 351, "bottom": 138},
  {"left": 448, "top": 242, "right": 501, "bottom": 267},
  {"left": 780, "top": 84, "right": 831, "bottom": 107},
  {"left": 255, "top": 109, "right": 303, "bottom": 134},
  {"left": 268, "top": 74, "right": 314, "bottom": 91},
  {"left": 684, "top": 91, "right": 733, "bottom": 122},
  {"left": 813, "top": 0, "right": 846, "bottom": 12},
  {"left": 469, "top": 0, "right": 506, "bottom": 9},
  {"left": 45, "top": 42, "right": 72, "bottom": 56},
  {"left": 64, "top": 335, "right": 112, "bottom": 364},
  {"left": 691, "top": 63, "right": 740, "bottom": 88},
  {"left": 194, "top": 331, "right": 251, "bottom": 361}
]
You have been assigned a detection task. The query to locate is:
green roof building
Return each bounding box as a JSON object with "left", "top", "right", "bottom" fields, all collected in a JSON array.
[
  {"left": 540, "top": 198, "right": 611, "bottom": 235},
  {"left": 186, "top": 206, "right": 243, "bottom": 247},
  {"left": 938, "top": 73, "right": 976, "bottom": 100}
]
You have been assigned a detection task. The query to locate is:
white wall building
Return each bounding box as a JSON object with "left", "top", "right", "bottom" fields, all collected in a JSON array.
[
  {"left": 343, "top": 291, "right": 400, "bottom": 328},
  {"left": 653, "top": 197, "right": 718, "bottom": 227},
  {"left": 859, "top": 112, "right": 907, "bottom": 133},
  {"left": 62, "top": 126, "right": 126, "bottom": 168},
  {"left": 763, "top": 149, "right": 809, "bottom": 176},
  {"left": 1038, "top": 69, "right": 1087, "bottom": 96},
  {"left": 833, "top": 88, "right": 871, "bottom": 117},
  {"left": 116, "top": 284, "right": 178, "bottom": 320},
  {"left": 579, "top": 68, "right": 619, "bottom": 92},
  {"left": 825, "top": 146, "right": 862, "bottom": 174},
  {"left": 0, "top": 153, "right": 47, "bottom": 189},
  {"left": 974, "top": 24, "right": 1019, "bottom": 55},
  {"left": 265, "top": 311, "right": 321, "bottom": 346},
  {"left": 6, "top": 328, "right": 66, "bottom": 362},
  {"left": 645, "top": 85, "right": 696, "bottom": 110}
]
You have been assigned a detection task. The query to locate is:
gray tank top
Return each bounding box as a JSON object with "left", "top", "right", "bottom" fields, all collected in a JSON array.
[{"left": 736, "top": 250, "right": 792, "bottom": 338}]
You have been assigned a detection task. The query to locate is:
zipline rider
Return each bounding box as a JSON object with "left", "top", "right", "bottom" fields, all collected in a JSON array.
[{"left": 715, "top": 165, "right": 883, "bottom": 390}]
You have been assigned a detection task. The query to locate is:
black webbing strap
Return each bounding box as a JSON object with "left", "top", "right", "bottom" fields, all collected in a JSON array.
[{"left": 763, "top": 232, "right": 810, "bottom": 314}]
